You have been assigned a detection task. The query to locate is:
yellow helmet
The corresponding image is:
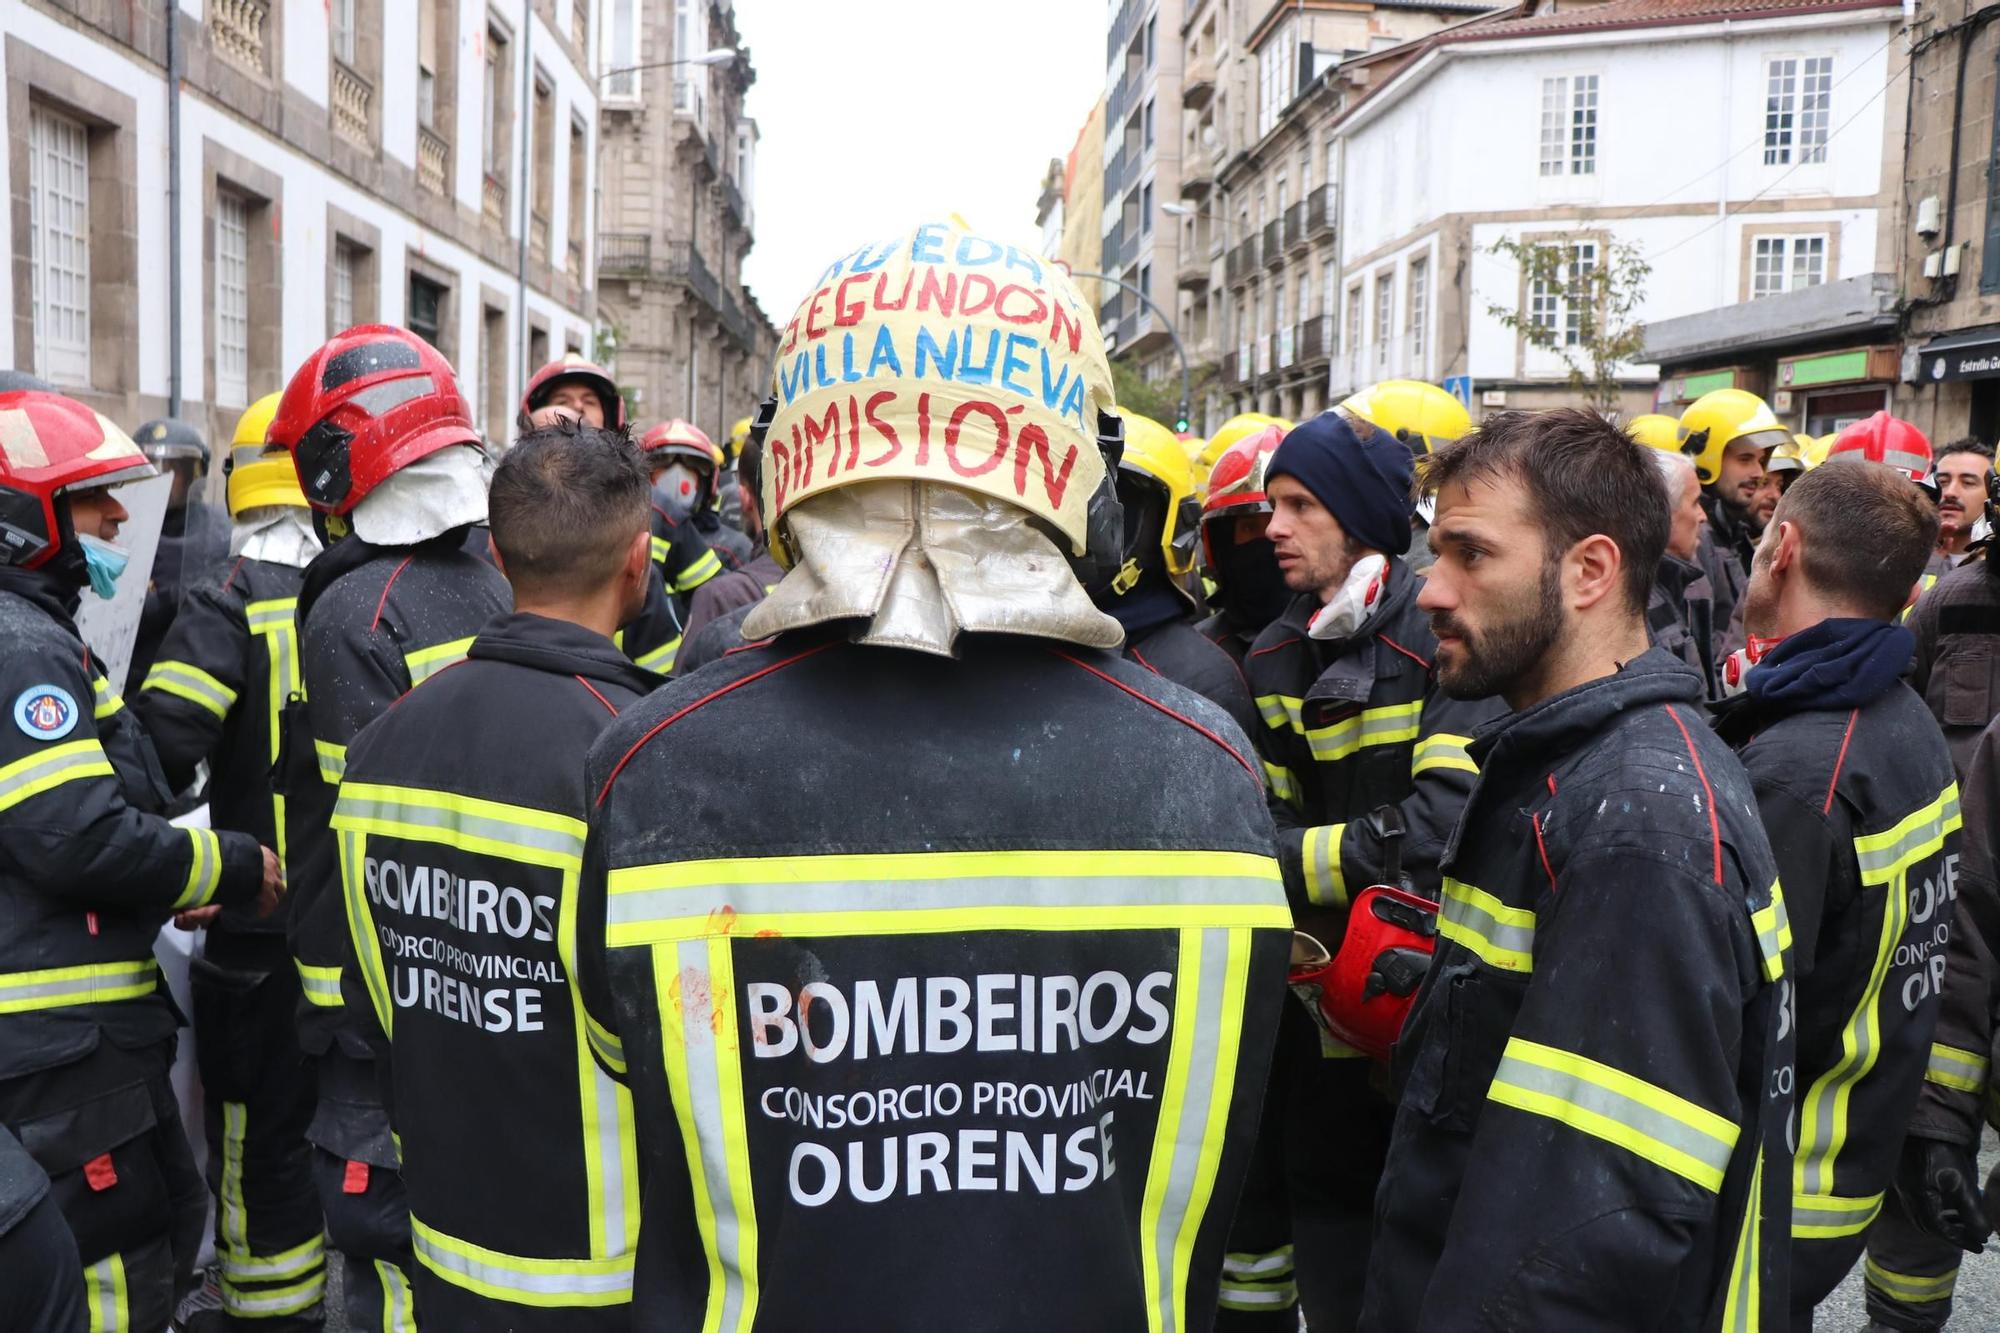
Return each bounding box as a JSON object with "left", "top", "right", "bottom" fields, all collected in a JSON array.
[
  {"left": 1116, "top": 412, "right": 1202, "bottom": 586},
  {"left": 1339, "top": 380, "right": 1471, "bottom": 456},
  {"left": 226, "top": 393, "right": 307, "bottom": 516},
  {"left": 1199, "top": 413, "right": 1286, "bottom": 488},
  {"left": 1678, "top": 388, "right": 1790, "bottom": 486},
  {"left": 1626, "top": 414, "right": 1684, "bottom": 453},
  {"left": 1802, "top": 433, "right": 1836, "bottom": 469},
  {"left": 1766, "top": 433, "right": 1812, "bottom": 480},
  {"left": 229, "top": 392, "right": 283, "bottom": 473}
]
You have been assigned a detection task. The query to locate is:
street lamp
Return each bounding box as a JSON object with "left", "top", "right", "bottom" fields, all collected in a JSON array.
[
  {"left": 1069, "top": 268, "right": 1192, "bottom": 434},
  {"left": 598, "top": 47, "right": 739, "bottom": 83}
]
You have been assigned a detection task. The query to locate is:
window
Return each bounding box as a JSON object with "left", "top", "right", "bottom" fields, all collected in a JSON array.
[
  {"left": 1529, "top": 241, "right": 1597, "bottom": 347},
  {"left": 1345, "top": 285, "right": 1363, "bottom": 354},
  {"left": 1408, "top": 257, "right": 1429, "bottom": 364},
  {"left": 27, "top": 106, "right": 91, "bottom": 387},
  {"left": 531, "top": 76, "right": 554, "bottom": 259},
  {"left": 484, "top": 27, "right": 507, "bottom": 178},
  {"left": 332, "top": 0, "right": 357, "bottom": 65},
  {"left": 1322, "top": 262, "right": 1337, "bottom": 317},
  {"left": 418, "top": 1, "right": 439, "bottom": 128},
  {"left": 1258, "top": 20, "right": 1298, "bottom": 138},
  {"left": 673, "top": 0, "right": 707, "bottom": 120},
  {"left": 1145, "top": 15, "right": 1157, "bottom": 68},
  {"left": 408, "top": 273, "right": 446, "bottom": 349},
  {"left": 1139, "top": 264, "right": 1152, "bottom": 302},
  {"left": 1297, "top": 275, "right": 1311, "bottom": 331},
  {"left": 481, "top": 305, "right": 508, "bottom": 437},
  {"left": 1751, "top": 234, "right": 1827, "bottom": 298},
  {"left": 1143, "top": 98, "right": 1155, "bottom": 153},
  {"left": 1141, "top": 182, "right": 1154, "bottom": 235},
  {"left": 215, "top": 192, "right": 250, "bottom": 407},
  {"left": 1374, "top": 274, "right": 1393, "bottom": 364},
  {"left": 1764, "top": 57, "right": 1832, "bottom": 166},
  {"left": 1274, "top": 279, "right": 1287, "bottom": 333},
  {"left": 604, "top": 0, "right": 638, "bottom": 98},
  {"left": 332, "top": 242, "right": 357, "bottom": 332},
  {"left": 1277, "top": 175, "right": 1289, "bottom": 216},
  {"left": 1300, "top": 147, "right": 1312, "bottom": 195},
  {"left": 1539, "top": 75, "right": 1598, "bottom": 177},
  {"left": 568, "top": 118, "right": 588, "bottom": 270},
  {"left": 527, "top": 324, "right": 549, "bottom": 380}
]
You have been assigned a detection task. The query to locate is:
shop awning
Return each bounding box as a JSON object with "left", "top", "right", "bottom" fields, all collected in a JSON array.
[
  {"left": 1917, "top": 326, "right": 2000, "bottom": 383},
  {"left": 1643, "top": 273, "right": 1900, "bottom": 367}
]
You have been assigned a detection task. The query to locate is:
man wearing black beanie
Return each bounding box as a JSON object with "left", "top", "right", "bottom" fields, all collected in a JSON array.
[{"left": 1228, "top": 409, "right": 1503, "bottom": 1332}]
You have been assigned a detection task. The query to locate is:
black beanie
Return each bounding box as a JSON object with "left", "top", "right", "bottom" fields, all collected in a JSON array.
[{"left": 1266, "top": 411, "right": 1415, "bottom": 556}]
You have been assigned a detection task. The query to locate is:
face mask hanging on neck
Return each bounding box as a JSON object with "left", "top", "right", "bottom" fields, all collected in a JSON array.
[{"left": 76, "top": 535, "right": 130, "bottom": 601}]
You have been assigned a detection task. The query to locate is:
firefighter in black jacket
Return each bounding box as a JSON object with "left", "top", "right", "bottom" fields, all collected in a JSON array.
[
  {"left": 0, "top": 391, "right": 281, "bottom": 1330},
  {"left": 267, "top": 324, "right": 513, "bottom": 1331},
  {"left": 1236, "top": 409, "right": 1500, "bottom": 1330},
  {"left": 1088, "top": 412, "right": 1259, "bottom": 738},
  {"left": 575, "top": 224, "right": 1292, "bottom": 1329},
  {"left": 1708, "top": 461, "right": 1959, "bottom": 1324},
  {"left": 1362, "top": 408, "right": 1793, "bottom": 1330},
  {"left": 338, "top": 424, "right": 656, "bottom": 1329},
  {"left": 641, "top": 418, "right": 755, "bottom": 572},
  {"left": 1194, "top": 425, "right": 1291, "bottom": 671},
  {"left": 132, "top": 394, "right": 328, "bottom": 1329}
]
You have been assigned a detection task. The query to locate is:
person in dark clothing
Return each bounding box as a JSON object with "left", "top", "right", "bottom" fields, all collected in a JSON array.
[
  {"left": 130, "top": 418, "right": 231, "bottom": 689},
  {"left": 1648, "top": 445, "right": 1720, "bottom": 698},
  {"left": 1908, "top": 553, "right": 2000, "bottom": 776},
  {"left": 0, "top": 1123, "right": 83, "bottom": 1333},
  {"left": 1682, "top": 388, "right": 1789, "bottom": 651},
  {"left": 1195, "top": 424, "right": 1291, "bottom": 670},
  {"left": 1363, "top": 408, "right": 1792, "bottom": 1331},
  {"left": 639, "top": 419, "right": 754, "bottom": 571},
  {"left": 1710, "top": 462, "right": 1957, "bottom": 1327}
]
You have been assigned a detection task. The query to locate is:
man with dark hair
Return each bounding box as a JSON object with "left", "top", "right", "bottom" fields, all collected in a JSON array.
[
  {"left": 1363, "top": 408, "right": 1792, "bottom": 1330},
  {"left": 336, "top": 422, "right": 658, "bottom": 1330},
  {"left": 1709, "top": 463, "right": 1958, "bottom": 1326},
  {"left": 1932, "top": 437, "right": 1993, "bottom": 565}
]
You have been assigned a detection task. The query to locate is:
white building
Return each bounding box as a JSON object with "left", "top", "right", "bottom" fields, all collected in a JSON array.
[
  {"left": 4, "top": 0, "right": 601, "bottom": 448},
  {"left": 1326, "top": 0, "right": 1905, "bottom": 416}
]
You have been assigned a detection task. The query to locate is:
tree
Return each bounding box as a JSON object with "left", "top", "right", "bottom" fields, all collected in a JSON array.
[
  {"left": 1485, "top": 235, "right": 1651, "bottom": 413},
  {"left": 1110, "top": 357, "right": 1218, "bottom": 432}
]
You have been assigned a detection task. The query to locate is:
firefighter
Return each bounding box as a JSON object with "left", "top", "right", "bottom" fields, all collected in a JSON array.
[
  {"left": 130, "top": 393, "right": 327, "bottom": 1329},
  {"left": 519, "top": 353, "right": 624, "bottom": 432},
  {"left": 1682, "top": 389, "right": 1790, "bottom": 648},
  {"left": 0, "top": 390, "right": 282, "bottom": 1330},
  {"left": 1088, "top": 412, "right": 1258, "bottom": 738},
  {"left": 337, "top": 422, "right": 656, "bottom": 1329},
  {"left": 1195, "top": 426, "right": 1289, "bottom": 668},
  {"left": 130, "top": 417, "right": 232, "bottom": 689},
  {"left": 1930, "top": 436, "right": 1994, "bottom": 566},
  {"left": 267, "top": 324, "right": 513, "bottom": 1331},
  {"left": 1236, "top": 409, "right": 1500, "bottom": 1330},
  {"left": 1646, "top": 446, "right": 1719, "bottom": 699},
  {"left": 667, "top": 426, "right": 786, "bottom": 676},
  {"left": 0, "top": 1121, "right": 84, "bottom": 1332},
  {"left": 1340, "top": 380, "right": 1472, "bottom": 574},
  {"left": 574, "top": 222, "right": 1292, "bottom": 1328},
  {"left": 1709, "top": 461, "right": 1958, "bottom": 1324},
  {"left": 718, "top": 413, "right": 753, "bottom": 533},
  {"left": 1363, "top": 408, "right": 1791, "bottom": 1330},
  {"left": 641, "top": 418, "right": 755, "bottom": 571}
]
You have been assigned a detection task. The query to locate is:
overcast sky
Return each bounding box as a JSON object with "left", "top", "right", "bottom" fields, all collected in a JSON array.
[{"left": 735, "top": 0, "right": 1106, "bottom": 327}]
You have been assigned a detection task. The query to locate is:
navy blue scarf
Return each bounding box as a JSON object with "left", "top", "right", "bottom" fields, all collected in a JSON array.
[{"left": 1747, "top": 617, "right": 1913, "bottom": 710}]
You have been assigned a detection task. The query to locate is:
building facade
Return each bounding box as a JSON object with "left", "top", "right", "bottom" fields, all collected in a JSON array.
[
  {"left": 594, "top": 0, "right": 773, "bottom": 440},
  {"left": 1099, "top": 0, "right": 1186, "bottom": 391},
  {"left": 6, "top": 0, "right": 600, "bottom": 452},
  {"left": 1055, "top": 98, "right": 1107, "bottom": 310}
]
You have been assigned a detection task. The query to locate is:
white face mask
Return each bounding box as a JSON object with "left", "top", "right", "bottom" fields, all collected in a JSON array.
[{"left": 1306, "top": 554, "right": 1389, "bottom": 641}]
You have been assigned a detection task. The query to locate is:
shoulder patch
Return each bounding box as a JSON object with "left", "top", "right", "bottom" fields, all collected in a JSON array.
[{"left": 13, "top": 684, "right": 79, "bottom": 740}]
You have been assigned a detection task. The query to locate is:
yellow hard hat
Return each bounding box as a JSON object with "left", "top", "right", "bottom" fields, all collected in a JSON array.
[
  {"left": 1678, "top": 388, "right": 1790, "bottom": 486},
  {"left": 228, "top": 392, "right": 283, "bottom": 473},
  {"left": 1802, "top": 434, "right": 1836, "bottom": 469},
  {"left": 1199, "top": 413, "right": 1285, "bottom": 486},
  {"left": 1766, "top": 433, "right": 1812, "bottom": 478},
  {"left": 1117, "top": 412, "right": 1202, "bottom": 583},
  {"left": 1339, "top": 380, "right": 1471, "bottom": 456},
  {"left": 1626, "top": 414, "right": 1684, "bottom": 453},
  {"left": 227, "top": 450, "right": 309, "bottom": 516}
]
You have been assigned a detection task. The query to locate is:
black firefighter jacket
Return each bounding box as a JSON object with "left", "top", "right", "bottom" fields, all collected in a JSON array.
[
  {"left": 336, "top": 613, "right": 658, "bottom": 1328},
  {"left": 1909, "top": 555, "right": 2000, "bottom": 776},
  {"left": 1650, "top": 554, "right": 1719, "bottom": 701},
  {"left": 132, "top": 556, "right": 304, "bottom": 937},
  {"left": 575, "top": 627, "right": 1293, "bottom": 1331},
  {"left": 0, "top": 570, "right": 263, "bottom": 1081},
  {"left": 282, "top": 532, "right": 510, "bottom": 1068},
  {"left": 1243, "top": 560, "right": 1503, "bottom": 951},
  {"left": 1126, "top": 616, "right": 1259, "bottom": 741},
  {"left": 1713, "top": 664, "right": 1960, "bottom": 1311},
  {"left": 1361, "top": 651, "right": 1793, "bottom": 1333}
]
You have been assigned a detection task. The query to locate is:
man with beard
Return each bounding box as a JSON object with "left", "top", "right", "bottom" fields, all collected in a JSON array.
[
  {"left": 1682, "top": 389, "right": 1789, "bottom": 649},
  {"left": 1240, "top": 411, "right": 1501, "bottom": 1331},
  {"left": 1362, "top": 408, "right": 1792, "bottom": 1331},
  {"left": 1710, "top": 462, "right": 1957, "bottom": 1326},
  {"left": 1647, "top": 446, "right": 1719, "bottom": 698},
  {"left": 1930, "top": 437, "right": 1992, "bottom": 567},
  {"left": 1196, "top": 425, "right": 1290, "bottom": 668}
]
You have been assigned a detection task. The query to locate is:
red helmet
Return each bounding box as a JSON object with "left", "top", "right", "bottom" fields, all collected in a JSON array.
[
  {"left": 639, "top": 419, "right": 719, "bottom": 465},
  {"left": 0, "top": 392, "right": 157, "bottom": 569},
  {"left": 1198, "top": 424, "right": 1285, "bottom": 574},
  {"left": 520, "top": 354, "right": 624, "bottom": 431},
  {"left": 1287, "top": 885, "right": 1439, "bottom": 1061},
  {"left": 269, "top": 324, "right": 478, "bottom": 516},
  {"left": 1825, "top": 411, "right": 1935, "bottom": 486}
]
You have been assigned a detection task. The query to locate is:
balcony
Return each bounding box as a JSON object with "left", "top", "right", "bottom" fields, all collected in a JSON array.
[
  {"left": 332, "top": 61, "right": 371, "bottom": 147},
  {"left": 1177, "top": 251, "right": 1211, "bottom": 292},
  {"left": 1102, "top": 222, "right": 1123, "bottom": 273},
  {"left": 568, "top": 237, "right": 583, "bottom": 277},
  {"left": 417, "top": 128, "right": 449, "bottom": 196},
  {"left": 1262, "top": 222, "right": 1283, "bottom": 269},
  {"left": 530, "top": 211, "right": 550, "bottom": 265},
  {"left": 1182, "top": 158, "right": 1214, "bottom": 198},
  {"left": 212, "top": 0, "right": 268, "bottom": 76},
  {"left": 1122, "top": 227, "right": 1143, "bottom": 267},
  {"left": 1306, "top": 185, "right": 1336, "bottom": 239},
  {"left": 1285, "top": 202, "right": 1307, "bottom": 253},
  {"left": 600, "top": 232, "right": 651, "bottom": 276},
  {"left": 482, "top": 175, "right": 506, "bottom": 228},
  {"left": 723, "top": 176, "right": 748, "bottom": 227},
  {"left": 1181, "top": 54, "right": 1215, "bottom": 109},
  {"left": 1105, "top": 146, "right": 1125, "bottom": 200},
  {"left": 1227, "top": 240, "right": 1254, "bottom": 285},
  {"left": 1300, "top": 315, "right": 1333, "bottom": 363},
  {"left": 674, "top": 242, "right": 721, "bottom": 313}
]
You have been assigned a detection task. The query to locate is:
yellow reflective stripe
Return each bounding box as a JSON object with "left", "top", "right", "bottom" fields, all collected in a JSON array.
[
  {"left": 315, "top": 739, "right": 346, "bottom": 783},
  {"left": 1411, "top": 732, "right": 1476, "bottom": 777},
  {"left": 1721, "top": 1149, "right": 1763, "bottom": 1331},
  {"left": 333, "top": 783, "right": 587, "bottom": 868},
  {"left": 244, "top": 596, "right": 298, "bottom": 632},
  {"left": 221, "top": 1233, "right": 325, "bottom": 1282},
  {"left": 295, "top": 960, "right": 344, "bottom": 1008},
  {"left": 1298, "top": 701, "right": 1423, "bottom": 764},
  {"left": 84, "top": 1251, "right": 128, "bottom": 1333},
  {"left": 1221, "top": 1244, "right": 1295, "bottom": 1278},
  {"left": 1261, "top": 761, "right": 1299, "bottom": 805},
  {"left": 1438, "top": 877, "right": 1535, "bottom": 973},
  {"left": 141, "top": 660, "right": 238, "bottom": 719},
  {"left": 634, "top": 635, "right": 681, "bottom": 673},
  {"left": 0, "top": 738, "right": 114, "bottom": 812},
  {"left": 176, "top": 827, "right": 225, "bottom": 910},
  {"left": 1750, "top": 881, "right": 1790, "bottom": 984},
  {"left": 1301, "top": 823, "right": 1347, "bottom": 908},
  {"left": 263, "top": 620, "right": 299, "bottom": 873},
  {"left": 583, "top": 1012, "right": 628, "bottom": 1076},
  {"left": 91, "top": 674, "right": 124, "bottom": 719},
  {"left": 220, "top": 1269, "right": 327, "bottom": 1318},
  {"left": 649, "top": 535, "right": 673, "bottom": 564},
  {"left": 340, "top": 828, "right": 393, "bottom": 1039},
  {"left": 1864, "top": 1255, "right": 1958, "bottom": 1303},
  {"left": 1927, "top": 1042, "right": 1989, "bottom": 1093},
  {"left": 1255, "top": 693, "right": 1301, "bottom": 733},
  {"left": 1854, "top": 785, "right": 1963, "bottom": 886},
  {"left": 604, "top": 850, "right": 1290, "bottom": 949},
  {"left": 219, "top": 1100, "right": 249, "bottom": 1255},
  {"left": 1170, "top": 927, "right": 1250, "bottom": 1325},
  {"left": 411, "top": 1215, "right": 634, "bottom": 1307},
  {"left": 671, "top": 547, "right": 724, "bottom": 593},
  {"left": 0, "top": 959, "right": 158, "bottom": 1013},
  {"left": 403, "top": 635, "right": 476, "bottom": 686},
  {"left": 1487, "top": 1037, "right": 1739, "bottom": 1192},
  {"left": 1791, "top": 1190, "right": 1883, "bottom": 1239},
  {"left": 376, "top": 1260, "right": 417, "bottom": 1332}
]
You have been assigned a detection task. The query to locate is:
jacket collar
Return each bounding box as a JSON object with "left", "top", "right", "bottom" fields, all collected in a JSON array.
[
  {"left": 468, "top": 611, "right": 662, "bottom": 695},
  {"left": 1468, "top": 647, "right": 1703, "bottom": 779},
  {"left": 0, "top": 566, "right": 83, "bottom": 632},
  {"left": 1270, "top": 557, "right": 1415, "bottom": 707}
]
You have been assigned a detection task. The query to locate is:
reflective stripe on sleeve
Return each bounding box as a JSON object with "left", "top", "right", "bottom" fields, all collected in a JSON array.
[
  {"left": 1721, "top": 1149, "right": 1764, "bottom": 1331},
  {"left": 411, "top": 1215, "right": 634, "bottom": 1308},
  {"left": 1750, "top": 882, "right": 1791, "bottom": 984},
  {"left": 1854, "top": 786, "right": 1963, "bottom": 886},
  {"left": 1926, "top": 1042, "right": 1989, "bottom": 1093},
  {"left": 244, "top": 597, "right": 299, "bottom": 634},
  {"left": 141, "top": 660, "right": 238, "bottom": 719},
  {"left": 0, "top": 959, "right": 159, "bottom": 1013},
  {"left": 1255, "top": 697, "right": 1425, "bottom": 762},
  {"left": 84, "top": 1252, "right": 128, "bottom": 1333},
  {"left": 1864, "top": 1256, "right": 1958, "bottom": 1304},
  {"left": 1437, "top": 877, "right": 1535, "bottom": 973},
  {"left": 670, "top": 547, "right": 724, "bottom": 593},
  {"left": 1791, "top": 1190, "right": 1883, "bottom": 1239},
  {"left": 1261, "top": 761, "right": 1299, "bottom": 805},
  {"left": 295, "top": 961, "right": 344, "bottom": 1009},
  {"left": 1301, "top": 824, "right": 1347, "bottom": 908},
  {"left": 1255, "top": 693, "right": 1300, "bottom": 734},
  {"left": 584, "top": 1012, "right": 628, "bottom": 1078},
  {"left": 403, "top": 636, "right": 476, "bottom": 687},
  {"left": 0, "top": 738, "right": 115, "bottom": 813},
  {"left": 1218, "top": 1244, "right": 1298, "bottom": 1311},
  {"left": 314, "top": 739, "right": 347, "bottom": 784},
  {"left": 633, "top": 636, "right": 681, "bottom": 674},
  {"left": 377, "top": 1260, "right": 417, "bottom": 1332},
  {"left": 219, "top": 1101, "right": 249, "bottom": 1255},
  {"left": 1411, "top": 732, "right": 1476, "bottom": 777},
  {"left": 222, "top": 1233, "right": 325, "bottom": 1283},
  {"left": 1486, "top": 1037, "right": 1740, "bottom": 1192},
  {"left": 176, "top": 827, "right": 225, "bottom": 910},
  {"left": 90, "top": 675, "right": 125, "bottom": 719}
]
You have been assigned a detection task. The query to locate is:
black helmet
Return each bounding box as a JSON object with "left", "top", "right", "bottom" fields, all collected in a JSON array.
[{"left": 134, "top": 418, "right": 212, "bottom": 470}]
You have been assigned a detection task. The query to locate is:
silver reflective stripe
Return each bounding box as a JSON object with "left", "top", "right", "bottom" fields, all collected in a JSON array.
[
  {"left": 1927, "top": 1043, "right": 1989, "bottom": 1091},
  {"left": 1439, "top": 879, "right": 1536, "bottom": 970},
  {"left": 404, "top": 636, "right": 475, "bottom": 685},
  {"left": 1792, "top": 1192, "right": 1882, "bottom": 1237},
  {"left": 412, "top": 1224, "right": 633, "bottom": 1299},
  {"left": 590, "top": 1061, "right": 632, "bottom": 1258},
  {"left": 609, "top": 872, "right": 1280, "bottom": 933},
  {"left": 678, "top": 938, "right": 749, "bottom": 1330},
  {"left": 1150, "top": 927, "right": 1229, "bottom": 1333},
  {"left": 0, "top": 742, "right": 110, "bottom": 809},
  {"left": 333, "top": 791, "right": 585, "bottom": 863},
  {"left": 85, "top": 1253, "right": 125, "bottom": 1332},
  {"left": 1219, "top": 1283, "right": 1298, "bottom": 1306},
  {"left": 223, "top": 1270, "right": 327, "bottom": 1315},
  {"left": 1856, "top": 791, "right": 1961, "bottom": 881},
  {"left": 0, "top": 961, "right": 157, "bottom": 1009},
  {"left": 224, "top": 1235, "right": 325, "bottom": 1282},
  {"left": 1303, "top": 703, "right": 1422, "bottom": 762},
  {"left": 1491, "top": 1046, "right": 1737, "bottom": 1188},
  {"left": 146, "top": 662, "right": 237, "bottom": 716},
  {"left": 377, "top": 1260, "right": 416, "bottom": 1333}
]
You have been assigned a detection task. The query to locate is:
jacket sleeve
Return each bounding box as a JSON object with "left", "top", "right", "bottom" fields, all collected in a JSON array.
[
  {"left": 302, "top": 612, "right": 410, "bottom": 787},
  {"left": 1909, "top": 577, "right": 1944, "bottom": 698},
  {"left": 615, "top": 565, "right": 686, "bottom": 676},
  {"left": 653, "top": 511, "right": 724, "bottom": 596},
  {"left": 130, "top": 582, "right": 252, "bottom": 793},
  {"left": 1425, "top": 851, "right": 1757, "bottom": 1327},
  {"left": 0, "top": 642, "right": 260, "bottom": 912},
  {"left": 1751, "top": 783, "right": 1848, "bottom": 980}
]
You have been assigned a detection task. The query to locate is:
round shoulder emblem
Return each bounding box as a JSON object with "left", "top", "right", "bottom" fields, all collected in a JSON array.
[{"left": 13, "top": 685, "right": 79, "bottom": 740}]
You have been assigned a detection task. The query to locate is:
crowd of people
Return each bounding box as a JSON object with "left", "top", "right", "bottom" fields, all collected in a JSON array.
[{"left": 0, "top": 222, "right": 1998, "bottom": 1333}]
